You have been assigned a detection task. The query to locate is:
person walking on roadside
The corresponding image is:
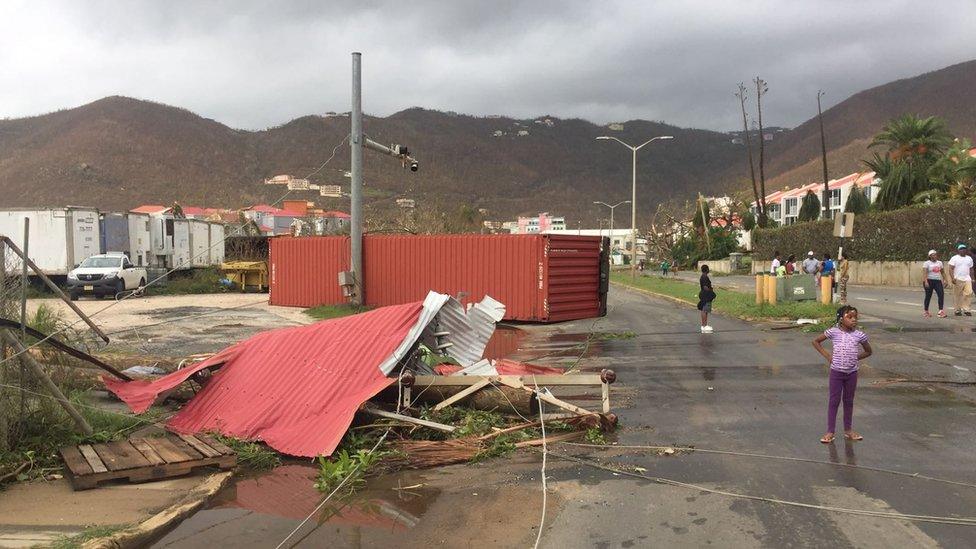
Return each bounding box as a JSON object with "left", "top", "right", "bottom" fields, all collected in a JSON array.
[
  {"left": 661, "top": 259, "right": 671, "bottom": 277},
  {"left": 698, "top": 265, "right": 716, "bottom": 333},
  {"left": 947, "top": 244, "right": 974, "bottom": 316},
  {"left": 922, "top": 249, "right": 947, "bottom": 318},
  {"left": 771, "top": 251, "right": 782, "bottom": 275},
  {"left": 812, "top": 305, "right": 872, "bottom": 444},
  {"left": 837, "top": 252, "right": 850, "bottom": 305}
]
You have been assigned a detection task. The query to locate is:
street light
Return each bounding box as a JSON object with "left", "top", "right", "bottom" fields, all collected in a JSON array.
[
  {"left": 593, "top": 200, "right": 630, "bottom": 254},
  {"left": 596, "top": 135, "right": 673, "bottom": 280}
]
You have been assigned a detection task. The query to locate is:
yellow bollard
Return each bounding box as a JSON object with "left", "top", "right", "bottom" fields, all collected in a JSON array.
[
  {"left": 820, "top": 275, "right": 833, "bottom": 304},
  {"left": 766, "top": 274, "right": 777, "bottom": 305},
  {"left": 755, "top": 274, "right": 765, "bottom": 305}
]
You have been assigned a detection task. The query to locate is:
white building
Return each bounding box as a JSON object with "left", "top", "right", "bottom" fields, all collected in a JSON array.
[{"left": 751, "top": 171, "right": 879, "bottom": 226}]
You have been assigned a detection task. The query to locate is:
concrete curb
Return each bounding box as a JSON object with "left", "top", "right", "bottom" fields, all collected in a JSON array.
[
  {"left": 81, "top": 471, "right": 234, "bottom": 549},
  {"left": 611, "top": 281, "right": 697, "bottom": 309}
]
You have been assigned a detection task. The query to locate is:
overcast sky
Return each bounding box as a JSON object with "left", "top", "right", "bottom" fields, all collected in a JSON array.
[{"left": 2, "top": 0, "right": 974, "bottom": 131}]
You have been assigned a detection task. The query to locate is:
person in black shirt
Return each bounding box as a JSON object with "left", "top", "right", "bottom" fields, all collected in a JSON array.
[{"left": 698, "top": 265, "right": 716, "bottom": 333}]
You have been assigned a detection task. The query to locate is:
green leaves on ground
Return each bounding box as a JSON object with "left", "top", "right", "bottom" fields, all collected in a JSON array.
[
  {"left": 315, "top": 449, "right": 386, "bottom": 494},
  {"left": 212, "top": 435, "right": 280, "bottom": 470}
]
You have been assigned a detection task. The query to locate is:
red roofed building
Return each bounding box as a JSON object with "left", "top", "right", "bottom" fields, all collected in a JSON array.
[{"left": 751, "top": 171, "right": 878, "bottom": 226}]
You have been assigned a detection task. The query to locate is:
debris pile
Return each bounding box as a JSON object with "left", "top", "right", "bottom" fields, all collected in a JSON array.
[{"left": 103, "top": 291, "right": 617, "bottom": 460}]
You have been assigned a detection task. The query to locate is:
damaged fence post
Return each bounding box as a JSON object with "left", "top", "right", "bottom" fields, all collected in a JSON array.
[{"left": 1, "top": 329, "right": 93, "bottom": 436}]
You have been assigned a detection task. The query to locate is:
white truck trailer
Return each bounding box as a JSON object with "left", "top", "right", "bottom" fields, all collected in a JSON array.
[{"left": 0, "top": 207, "right": 101, "bottom": 275}]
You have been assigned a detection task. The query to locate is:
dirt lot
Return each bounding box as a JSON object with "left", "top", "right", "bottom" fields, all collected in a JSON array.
[{"left": 27, "top": 293, "right": 312, "bottom": 359}]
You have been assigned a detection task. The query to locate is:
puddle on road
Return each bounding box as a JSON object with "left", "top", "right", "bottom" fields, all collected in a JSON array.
[{"left": 152, "top": 464, "right": 442, "bottom": 548}]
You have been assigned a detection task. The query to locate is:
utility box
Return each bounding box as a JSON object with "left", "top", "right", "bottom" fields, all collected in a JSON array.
[{"left": 784, "top": 274, "right": 817, "bottom": 301}]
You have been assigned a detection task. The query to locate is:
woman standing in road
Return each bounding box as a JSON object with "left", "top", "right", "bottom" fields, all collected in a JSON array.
[{"left": 922, "top": 249, "right": 947, "bottom": 318}]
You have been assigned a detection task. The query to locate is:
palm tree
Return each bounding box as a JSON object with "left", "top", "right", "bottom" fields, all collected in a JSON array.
[
  {"left": 870, "top": 114, "right": 952, "bottom": 160},
  {"left": 867, "top": 115, "right": 954, "bottom": 209}
]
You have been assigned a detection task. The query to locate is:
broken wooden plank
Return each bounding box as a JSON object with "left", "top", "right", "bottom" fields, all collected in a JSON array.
[
  {"left": 514, "top": 431, "right": 584, "bottom": 448},
  {"left": 413, "top": 374, "right": 603, "bottom": 387},
  {"left": 362, "top": 405, "right": 456, "bottom": 433},
  {"left": 433, "top": 378, "right": 492, "bottom": 411},
  {"left": 60, "top": 446, "right": 94, "bottom": 476},
  {"left": 179, "top": 434, "right": 221, "bottom": 458},
  {"left": 495, "top": 377, "right": 597, "bottom": 416},
  {"left": 195, "top": 434, "right": 235, "bottom": 456},
  {"left": 601, "top": 382, "right": 611, "bottom": 414},
  {"left": 130, "top": 438, "right": 166, "bottom": 466},
  {"left": 78, "top": 444, "right": 108, "bottom": 473}
]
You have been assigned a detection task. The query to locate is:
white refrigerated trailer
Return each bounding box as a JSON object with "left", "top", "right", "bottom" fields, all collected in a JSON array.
[{"left": 0, "top": 207, "right": 101, "bottom": 275}]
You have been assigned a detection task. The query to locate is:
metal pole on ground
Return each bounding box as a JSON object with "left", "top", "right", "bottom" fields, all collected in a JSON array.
[
  {"left": 20, "top": 218, "right": 28, "bottom": 340},
  {"left": 350, "top": 52, "right": 364, "bottom": 306}
]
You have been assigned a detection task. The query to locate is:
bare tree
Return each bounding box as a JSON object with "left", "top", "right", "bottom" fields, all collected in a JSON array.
[
  {"left": 735, "top": 83, "right": 764, "bottom": 226},
  {"left": 646, "top": 201, "right": 693, "bottom": 259},
  {"left": 755, "top": 76, "right": 769, "bottom": 224},
  {"left": 817, "top": 89, "right": 830, "bottom": 219}
]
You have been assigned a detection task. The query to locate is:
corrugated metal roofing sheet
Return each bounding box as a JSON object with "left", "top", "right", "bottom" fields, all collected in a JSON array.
[{"left": 105, "top": 299, "right": 430, "bottom": 457}]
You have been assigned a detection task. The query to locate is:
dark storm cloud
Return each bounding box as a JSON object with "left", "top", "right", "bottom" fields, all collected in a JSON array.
[{"left": 1, "top": 0, "right": 974, "bottom": 130}]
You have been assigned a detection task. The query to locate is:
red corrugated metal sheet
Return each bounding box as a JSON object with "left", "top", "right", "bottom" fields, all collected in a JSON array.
[
  {"left": 104, "top": 300, "right": 426, "bottom": 457},
  {"left": 269, "top": 236, "right": 349, "bottom": 307},
  {"left": 268, "top": 234, "right": 604, "bottom": 322}
]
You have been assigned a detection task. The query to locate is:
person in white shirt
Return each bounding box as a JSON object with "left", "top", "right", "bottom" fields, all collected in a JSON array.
[
  {"left": 921, "top": 249, "right": 947, "bottom": 318},
  {"left": 947, "top": 244, "right": 974, "bottom": 316},
  {"left": 770, "top": 251, "right": 782, "bottom": 275}
]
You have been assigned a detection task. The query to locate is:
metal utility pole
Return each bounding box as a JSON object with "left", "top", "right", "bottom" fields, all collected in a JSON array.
[
  {"left": 347, "top": 52, "right": 418, "bottom": 306},
  {"left": 594, "top": 200, "right": 630, "bottom": 253},
  {"left": 595, "top": 135, "right": 673, "bottom": 280},
  {"left": 350, "top": 52, "right": 364, "bottom": 305},
  {"left": 817, "top": 90, "right": 830, "bottom": 219}
]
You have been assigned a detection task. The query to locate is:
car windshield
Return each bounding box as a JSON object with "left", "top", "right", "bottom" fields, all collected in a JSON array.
[{"left": 79, "top": 257, "right": 121, "bottom": 268}]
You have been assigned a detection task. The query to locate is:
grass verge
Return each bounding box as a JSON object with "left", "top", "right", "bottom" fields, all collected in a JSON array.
[
  {"left": 304, "top": 303, "right": 371, "bottom": 320},
  {"left": 611, "top": 272, "right": 836, "bottom": 322},
  {"left": 49, "top": 524, "right": 129, "bottom": 549}
]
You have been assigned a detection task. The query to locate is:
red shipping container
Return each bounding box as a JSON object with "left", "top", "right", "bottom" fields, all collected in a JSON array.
[{"left": 269, "top": 234, "right": 607, "bottom": 322}]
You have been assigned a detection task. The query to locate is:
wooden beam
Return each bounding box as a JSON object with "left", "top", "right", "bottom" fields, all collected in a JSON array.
[
  {"left": 601, "top": 382, "right": 611, "bottom": 414},
  {"left": 362, "top": 405, "right": 456, "bottom": 433},
  {"left": 413, "top": 374, "right": 603, "bottom": 387},
  {"left": 433, "top": 378, "right": 492, "bottom": 411},
  {"left": 1, "top": 236, "right": 109, "bottom": 343},
  {"left": 495, "top": 377, "right": 595, "bottom": 416}
]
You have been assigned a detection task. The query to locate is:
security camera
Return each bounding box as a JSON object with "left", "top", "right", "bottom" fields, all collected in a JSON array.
[{"left": 410, "top": 161, "right": 419, "bottom": 172}]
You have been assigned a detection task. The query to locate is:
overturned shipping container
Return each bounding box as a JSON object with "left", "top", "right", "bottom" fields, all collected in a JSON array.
[{"left": 269, "top": 234, "right": 608, "bottom": 322}]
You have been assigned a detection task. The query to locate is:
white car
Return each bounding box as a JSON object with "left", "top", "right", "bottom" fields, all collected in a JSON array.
[{"left": 67, "top": 253, "right": 148, "bottom": 300}]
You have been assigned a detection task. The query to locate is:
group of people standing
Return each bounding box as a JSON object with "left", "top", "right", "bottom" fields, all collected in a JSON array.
[
  {"left": 770, "top": 250, "right": 849, "bottom": 304},
  {"left": 921, "top": 244, "right": 974, "bottom": 317}
]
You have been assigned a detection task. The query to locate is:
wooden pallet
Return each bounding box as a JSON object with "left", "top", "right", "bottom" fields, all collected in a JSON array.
[{"left": 60, "top": 434, "right": 237, "bottom": 490}]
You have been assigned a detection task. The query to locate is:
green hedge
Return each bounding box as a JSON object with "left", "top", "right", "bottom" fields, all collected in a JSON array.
[{"left": 752, "top": 200, "right": 976, "bottom": 261}]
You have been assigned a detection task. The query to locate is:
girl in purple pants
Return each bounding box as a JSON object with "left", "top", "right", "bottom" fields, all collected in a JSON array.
[{"left": 812, "top": 306, "right": 873, "bottom": 443}]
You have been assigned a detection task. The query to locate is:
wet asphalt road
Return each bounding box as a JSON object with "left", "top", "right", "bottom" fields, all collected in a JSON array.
[{"left": 152, "top": 285, "right": 976, "bottom": 548}]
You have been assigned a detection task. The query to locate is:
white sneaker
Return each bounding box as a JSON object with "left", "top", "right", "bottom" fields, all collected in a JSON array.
[
  {"left": 703, "top": 325, "right": 714, "bottom": 333},
  {"left": 700, "top": 326, "right": 707, "bottom": 333}
]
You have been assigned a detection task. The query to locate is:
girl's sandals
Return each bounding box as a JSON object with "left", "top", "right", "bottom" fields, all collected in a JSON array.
[
  {"left": 820, "top": 433, "right": 835, "bottom": 443},
  {"left": 844, "top": 431, "right": 864, "bottom": 441}
]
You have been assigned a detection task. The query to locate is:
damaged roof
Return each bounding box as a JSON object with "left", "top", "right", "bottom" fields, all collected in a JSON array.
[{"left": 104, "top": 292, "right": 516, "bottom": 457}]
